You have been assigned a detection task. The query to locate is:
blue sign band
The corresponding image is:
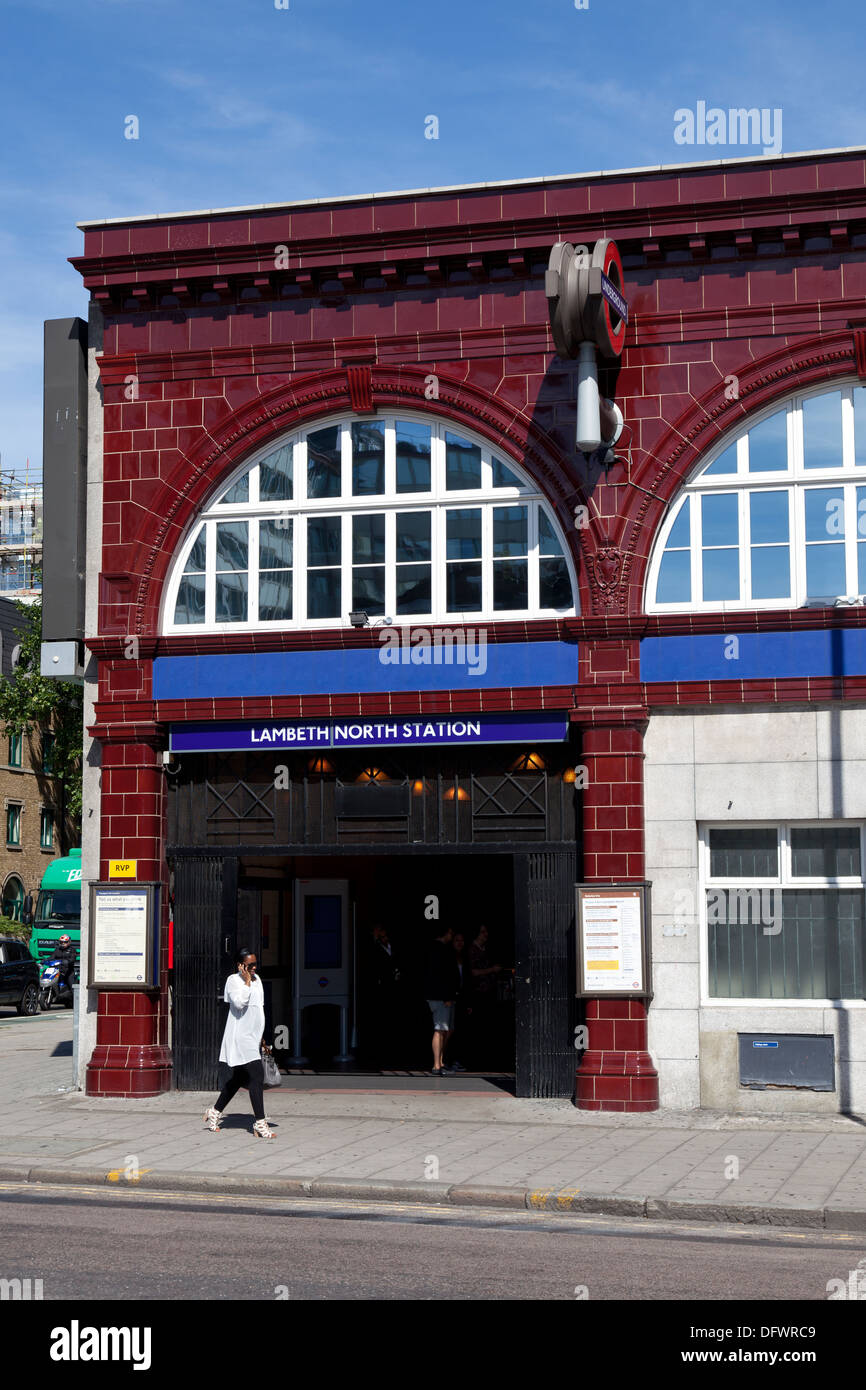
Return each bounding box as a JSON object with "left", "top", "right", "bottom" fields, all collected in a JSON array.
[
  {"left": 170, "top": 710, "right": 569, "bottom": 753},
  {"left": 153, "top": 639, "right": 578, "bottom": 701}
]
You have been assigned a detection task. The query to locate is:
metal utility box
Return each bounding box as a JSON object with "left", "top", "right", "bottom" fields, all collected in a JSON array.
[{"left": 738, "top": 1033, "right": 835, "bottom": 1091}]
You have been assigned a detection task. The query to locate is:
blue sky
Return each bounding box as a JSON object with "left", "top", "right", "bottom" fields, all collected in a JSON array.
[{"left": 1, "top": 0, "right": 864, "bottom": 473}]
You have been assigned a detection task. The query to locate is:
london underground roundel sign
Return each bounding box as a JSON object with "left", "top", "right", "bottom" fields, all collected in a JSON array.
[
  {"left": 593, "top": 239, "right": 627, "bottom": 358},
  {"left": 546, "top": 238, "right": 628, "bottom": 360}
]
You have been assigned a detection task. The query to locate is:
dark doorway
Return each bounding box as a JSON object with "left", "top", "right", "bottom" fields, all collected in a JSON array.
[{"left": 241, "top": 852, "right": 516, "bottom": 1079}]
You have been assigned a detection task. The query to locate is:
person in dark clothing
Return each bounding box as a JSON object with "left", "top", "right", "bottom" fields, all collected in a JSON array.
[
  {"left": 423, "top": 926, "right": 461, "bottom": 1075},
  {"left": 447, "top": 932, "right": 469, "bottom": 1071},
  {"left": 468, "top": 923, "right": 503, "bottom": 1068},
  {"left": 362, "top": 922, "right": 405, "bottom": 1066},
  {"left": 55, "top": 935, "right": 77, "bottom": 993}
]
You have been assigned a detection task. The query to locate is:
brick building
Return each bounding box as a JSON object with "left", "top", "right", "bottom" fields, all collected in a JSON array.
[
  {"left": 0, "top": 599, "right": 72, "bottom": 921},
  {"left": 66, "top": 145, "right": 866, "bottom": 1111}
]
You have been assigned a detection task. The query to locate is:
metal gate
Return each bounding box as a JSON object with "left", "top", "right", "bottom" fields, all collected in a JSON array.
[
  {"left": 172, "top": 855, "right": 237, "bottom": 1090},
  {"left": 515, "top": 850, "right": 577, "bottom": 1098}
]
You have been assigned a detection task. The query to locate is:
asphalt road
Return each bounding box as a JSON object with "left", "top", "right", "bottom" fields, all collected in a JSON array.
[{"left": 0, "top": 1182, "right": 863, "bottom": 1302}]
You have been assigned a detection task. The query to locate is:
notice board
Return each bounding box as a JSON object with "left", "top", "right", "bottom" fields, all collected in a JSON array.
[
  {"left": 88, "top": 882, "right": 160, "bottom": 989},
  {"left": 575, "top": 882, "right": 652, "bottom": 999}
]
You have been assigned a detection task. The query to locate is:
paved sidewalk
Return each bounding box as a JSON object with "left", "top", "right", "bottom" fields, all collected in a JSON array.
[{"left": 2, "top": 1010, "right": 866, "bottom": 1228}]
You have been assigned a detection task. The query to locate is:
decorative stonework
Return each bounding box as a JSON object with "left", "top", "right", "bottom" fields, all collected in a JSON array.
[{"left": 585, "top": 544, "right": 631, "bottom": 614}]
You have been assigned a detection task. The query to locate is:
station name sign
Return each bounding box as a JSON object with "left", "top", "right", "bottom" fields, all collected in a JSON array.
[{"left": 170, "top": 711, "right": 568, "bottom": 753}]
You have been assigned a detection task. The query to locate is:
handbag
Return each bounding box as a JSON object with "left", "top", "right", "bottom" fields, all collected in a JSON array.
[{"left": 261, "top": 1047, "right": 282, "bottom": 1088}]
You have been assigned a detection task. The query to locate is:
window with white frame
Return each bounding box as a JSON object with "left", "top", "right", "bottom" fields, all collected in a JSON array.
[
  {"left": 701, "top": 824, "right": 866, "bottom": 1000},
  {"left": 647, "top": 383, "right": 866, "bottom": 611},
  {"left": 163, "top": 415, "right": 577, "bottom": 632}
]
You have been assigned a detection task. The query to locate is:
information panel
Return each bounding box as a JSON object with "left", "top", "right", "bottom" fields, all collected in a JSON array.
[
  {"left": 88, "top": 882, "right": 160, "bottom": 989},
  {"left": 575, "top": 882, "right": 651, "bottom": 998}
]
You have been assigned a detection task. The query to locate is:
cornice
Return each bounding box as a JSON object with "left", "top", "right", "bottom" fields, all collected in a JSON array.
[{"left": 73, "top": 196, "right": 866, "bottom": 310}]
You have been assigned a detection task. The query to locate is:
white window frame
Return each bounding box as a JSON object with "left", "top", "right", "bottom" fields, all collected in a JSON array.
[
  {"left": 647, "top": 380, "right": 866, "bottom": 613},
  {"left": 699, "top": 820, "right": 866, "bottom": 1007},
  {"left": 161, "top": 412, "right": 578, "bottom": 633}
]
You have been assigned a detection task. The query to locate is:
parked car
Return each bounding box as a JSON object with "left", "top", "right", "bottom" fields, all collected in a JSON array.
[{"left": 0, "top": 937, "right": 41, "bottom": 1015}]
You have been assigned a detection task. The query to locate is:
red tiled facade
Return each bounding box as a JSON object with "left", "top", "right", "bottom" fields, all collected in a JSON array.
[{"left": 74, "top": 148, "right": 866, "bottom": 1104}]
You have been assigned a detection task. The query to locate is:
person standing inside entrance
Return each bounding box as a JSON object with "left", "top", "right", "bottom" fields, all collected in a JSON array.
[
  {"left": 204, "top": 948, "right": 275, "bottom": 1139},
  {"left": 424, "top": 926, "right": 461, "bottom": 1076}
]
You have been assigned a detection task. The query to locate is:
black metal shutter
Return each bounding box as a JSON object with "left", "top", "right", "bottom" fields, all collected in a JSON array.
[
  {"left": 514, "top": 850, "right": 576, "bottom": 1098},
  {"left": 173, "top": 855, "right": 236, "bottom": 1090}
]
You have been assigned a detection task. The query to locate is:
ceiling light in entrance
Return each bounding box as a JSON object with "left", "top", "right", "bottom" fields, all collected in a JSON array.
[
  {"left": 356, "top": 765, "right": 390, "bottom": 783},
  {"left": 510, "top": 751, "right": 546, "bottom": 771}
]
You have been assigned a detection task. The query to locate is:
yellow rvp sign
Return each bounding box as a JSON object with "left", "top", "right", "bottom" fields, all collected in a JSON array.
[{"left": 109, "top": 860, "right": 137, "bottom": 879}]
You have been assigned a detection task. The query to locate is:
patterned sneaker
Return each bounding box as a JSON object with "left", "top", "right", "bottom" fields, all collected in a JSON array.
[
  {"left": 253, "top": 1119, "right": 276, "bottom": 1140},
  {"left": 203, "top": 1106, "right": 223, "bottom": 1132}
]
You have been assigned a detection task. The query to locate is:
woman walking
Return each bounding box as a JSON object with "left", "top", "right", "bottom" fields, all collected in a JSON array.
[{"left": 204, "top": 948, "right": 276, "bottom": 1139}]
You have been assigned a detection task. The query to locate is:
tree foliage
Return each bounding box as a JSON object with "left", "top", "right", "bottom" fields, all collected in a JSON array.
[{"left": 0, "top": 598, "right": 83, "bottom": 825}]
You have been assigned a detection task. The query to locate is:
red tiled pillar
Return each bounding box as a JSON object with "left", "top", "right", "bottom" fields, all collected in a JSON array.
[
  {"left": 574, "top": 719, "right": 658, "bottom": 1112},
  {"left": 86, "top": 735, "right": 171, "bottom": 1097}
]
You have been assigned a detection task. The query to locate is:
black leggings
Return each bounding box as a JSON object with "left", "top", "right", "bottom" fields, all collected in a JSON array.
[{"left": 215, "top": 1059, "right": 265, "bottom": 1121}]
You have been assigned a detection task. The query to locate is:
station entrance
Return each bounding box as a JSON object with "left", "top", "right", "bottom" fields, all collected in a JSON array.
[
  {"left": 231, "top": 852, "right": 516, "bottom": 1078},
  {"left": 168, "top": 741, "right": 578, "bottom": 1097}
]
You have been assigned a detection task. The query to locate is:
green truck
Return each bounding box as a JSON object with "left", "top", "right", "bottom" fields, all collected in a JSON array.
[{"left": 29, "top": 849, "right": 82, "bottom": 980}]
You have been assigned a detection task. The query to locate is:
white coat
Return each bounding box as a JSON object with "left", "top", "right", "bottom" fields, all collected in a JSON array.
[{"left": 219, "top": 973, "right": 265, "bottom": 1067}]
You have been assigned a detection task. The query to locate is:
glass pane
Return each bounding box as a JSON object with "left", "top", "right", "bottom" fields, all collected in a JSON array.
[
  {"left": 395, "top": 421, "right": 431, "bottom": 493},
  {"left": 750, "top": 546, "right": 790, "bottom": 599},
  {"left": 174, "top": 574, "right": 206, "bottom": 624},
  {"left": 656, "top": 550, "right": 691, "bottom": 604},
  {"left": 703, "top": 443, "right": 738, "bottom": 476},
  {"left": 747, "top": 412, "right": 788, "bottom": 472},
  {"left": 352, "top": 421, "right": 385, "bottom": 496},
  {"left": 307, "top": 515, "right": 341, "bottom": 567},
  {"left": 259, "top": 519, "right": 292, "bottom": 570},
  {"left": 749, "top": 490, "right": 789, "bottom": 544},
  {"left": 805, "top": 487, "right": 844, "bottom": 542},
  {"left": 307, "top": 568, "right": 341, "bottom": 619},
  {"left": 857, "top": 485, "right": 866, "bottom": 541},
  {"left": 446, "top": 562, "right": 482, "bottom": 611},
  {"left": 307, "top": 426, "right": 342, "bottom": 499},
  {"left": 707, "top": 888, "right": 854, "bottom": 998},
  {"left": 805, "top": 543, "right": 846, "bottom": 598},
  {"left": 493, "top": 506, "right": 528, "bottom": 557},
  {"left": 220, "top": 471, "right": 250, "bottom": 503},
  {"left": 396, "top": 564, "right": 431, "bottom": 615},
  {"left": 709, "top": 827, "right": 778, "bottom": 878},
  {"left": 666, "top": 497, "right": 690, "bottom": 548},
  {"left": 352, "top": 513, "right": 385, "bottom": 564},
  {"left": 492, "top": 457, "right": 521, "bottom": 487},
  {"left": 184, "top": 526, "right": 207, "bottom": 573},
  {"left": 539, "top": 557, "right": 571, "bottom": 608},
  {"left": 352, "top": 567, "right": 385, "bottom": 613},
  {"left": 791, "top": 826, "right": 860, "bottom": 878},
  {"left": 216, "top": 521, "right": 248, "bottom": 571},
  {"left": 702, "top": 548, "right": 739, "bottom": 601},
  {"left": 859, "top": 540, "right": 866, "bottom": 593},
  {"left": 855, "top": 387, "right": 866, "bottom": 466},
  {"left": 446, "top": 509, "right": 482, "bottom": 559},
  {"left": 445, "top": 432, "right": 482, "bottom": 490},
  {"left": 493, "top": 559, "right": 528, "bottom": 609},
  {"left": 396, "top": 511, "right": 431, "bottom": 562},
  {"left": 538, "top": 510, "right": 564, "bottom": 556},
  {"left": 803, "top": 391, "right": 843, "bottom": 470},
  {"left": 259, "top": 571, "right": 293, "bottom": 622},
  {"left": 215, "top": 572, "right": 248, "bottom": 622},
  {"left": 701, "top": 492, "right": 738, "bottom": 545},
  {"left": 259, "top": 444, "right": 293, "bottom": 502}
]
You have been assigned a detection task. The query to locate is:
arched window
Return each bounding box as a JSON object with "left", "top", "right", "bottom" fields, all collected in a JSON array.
[
  {"left": 163, "top": 414, "right": 577, "bottom": 631},
  {"left": 3, "top": 875, "right": 24, "bottom": 922},
  {"left": 646, "top": 383, "right": 866, "bottom": 612}
]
